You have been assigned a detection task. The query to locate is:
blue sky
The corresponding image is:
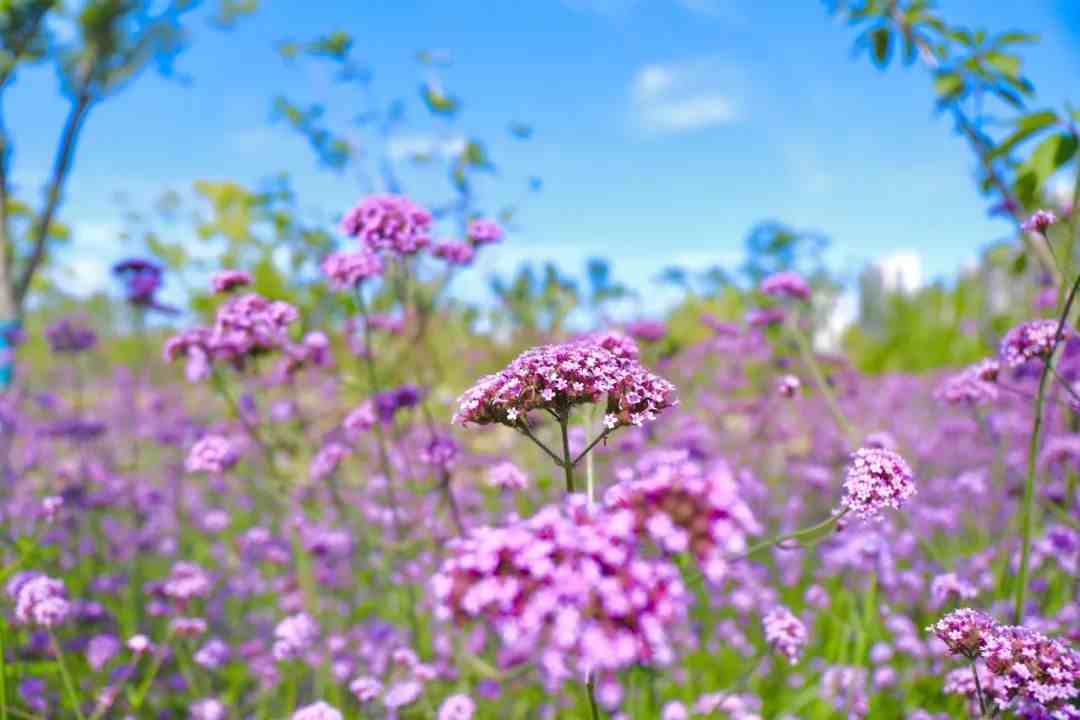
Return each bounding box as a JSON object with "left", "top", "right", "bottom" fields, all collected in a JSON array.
[{"left": 8, "top": 0, "right": 1080, "bottom": 308}]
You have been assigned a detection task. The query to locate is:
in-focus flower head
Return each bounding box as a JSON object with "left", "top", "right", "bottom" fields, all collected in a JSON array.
[
  {"left": 211, "top": 269, "right": 252, "bottom": 294},
  {"left": 760, "top": 271, "right": 811, "bottom": 302},
  {"left": 340, "top": 194, "right": 432, "bottom": 255},
  {"left": 981, "top": 624, "right": 1079, "bottom": 716},
  {"left": 927, "top": 608, "right": 997, "bottom": 660},
  {"left": 1022, "top": 209, "right": 1058, "bottom": 234},
  {"left": 322, "top": 249, "right": 385, "bottom": 290},
  {"left": 762, "top": 606, "right": 808, "bottom": 665},
  {"left": 452, "top": 334, "right": 676, "bottom": 430},
  {"left": 1001, "top": 319, "right": 1068, "bottom": 368},
  {"left": 467, "top": 218, "right": 503, "bottom": 246},
  {"left": 840, "top": 447, "right": 916, "bottom": 520}
]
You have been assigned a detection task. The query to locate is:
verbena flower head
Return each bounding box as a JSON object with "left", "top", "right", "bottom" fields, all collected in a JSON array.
[
  {"left": 981, "top": 625, "right": 1079, "bottom": 715},
  {"left": 310, "top": 443, "right": 350, "bottom": 482},
  {"left": 12, "top": 574, "right": 70, "bottom": 628},
  {"left": 185, "top": 435, "right": 238, "bottom": 474},
  {"left": 763, "top": 606, "right": 808, "bottom": 665},
  {"left": 322, "top": 249, "right": 385, "bottom": 290},
  {"left": 746, "top": 307, "right": 786, "bottom": 328},
  {"left": 432, "top": 240, "right": 476, "bottom": 266},
  {"left": 190, "top": 699, "right": 228, "bottom": 720},
  {"left": 46, "top": 318, "right": 97, "bottom": 353},
  {"left": 935, "top": 368, "right": 998, "bottom": 406},
  {"left": 421, "top": 434, "right": 459, "bottom": 470},
  {"left": 452, "top": 335, "right": 676, "bottom": 429},
  {"left": 437, "top": 694, "right": 476, "bottom": 720},
  {"left": 162, "top": 561, "right": 212, "bottom": 602},
  {"left": 113, "top": 257, "right": 164, "bottom": 307},
  {"left": 211, "top": 269, "right": 252, "bottom": 294},
  {"left": 292, "top": 701, "right": 343, "bottom": 720},
  {"left": 467, "top": 218, "right": 503, "bottom": 246},
  {"left": 273, "top": 612, "right": 319, "bottom": 661},
  {"left": 340, "top": 194, "right": 432, "bottom": 255},
  {"left": 761, "top": 271, "right": 811, "bottom": 301},
  {"left": 605, "top": 450, "right": 760, "bottom": 584},
  {"left": 840, "top": 447, "right": 916, "bottom": 520},
  {"left": 1022, "top": 209, "right": 1058, "bottom": 234},
  {"left": 1001, "top": 319, "right": 1067, "bottom": 367},
  {"left": 431, "top": 496, "right": 691, "bottom": 683},
  {"left": 777, "top": 374, "right": 801, "bottom": 398},
  {"left": 927, "top": 608, "right": 997, "bottom": 660},
  {"left": 487, "top": 461, "right": 529, "bottom": 490},
  {"left": 627, "top": 319, "right": 667, "bottom": 343}
]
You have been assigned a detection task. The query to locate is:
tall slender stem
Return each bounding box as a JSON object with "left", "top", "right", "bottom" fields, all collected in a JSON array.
[
  {"left": 971, "top": 660, "right": 988, "bottom": 718},
  {"left": 0, "top": 621, "right": 7, "bottom": 720},
  {"left": 559, "top": 414, "right": 575, "bottom": 493},
  {"left": 49, "top": 632, "right": 86, "bottom": 720},
  {"left": 789, "top": 323, "right": 858, "bottom": 447},
  {"left": 1015, "top": 272, "right": 1080, "bottom": 623},
  {"left": 586, "top": 674, "right": 601, "bottom": 720}
]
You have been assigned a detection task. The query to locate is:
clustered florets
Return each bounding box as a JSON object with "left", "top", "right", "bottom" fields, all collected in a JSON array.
[
  {"left": 452, "top": 335, "right": 676, "bottom": 430},
  {"left": 1022, "top": 209, "right": 1058, "bottom": 234},
  {"left": 211, "top": 269, "right": 252, "bottom": 294},
  {"left": 432, "top": 240, "right": 476, "bottom": 266},
  {"left": 935, "top": 363, "right": 999, "bottom": 406},
  {"left": 164, "top": 292, "right": 300, "bottom": 381},
  {"left": 604, "top": 451, "right": 760, "bottom": 585},
  {"left": 321, "top": 249, "right": 385, "bottom": 290},
  {"left": 8, "top": 573, "right": 70, "bottom": 628},
  {"left": 431, "top": 496, "right": 691, "bottom": 685},
  {"left": 186, "top": 435, "right": 239, "bottom": 474},
  {"left": 1001, "top": 320, "right": 1067, "bottom": 368},
  {"left": 762, "top": 605, "right": 808, "bottom": 665},
  {"left": 340, "top": 194, "right": 433, "bottom": 255},
  {"left": 46, "top": 318, "right": 97, "bottom": 354},
  {"left": 930, "top": 609, "right": 1079, "bottom": 717},
  {"left": 467, "top": 218, "right": 503, "bottom": 246},
  {"left": 760, "top": 271, "right": 812, "bottom": 302},
  {"left": 840, "top": 447, "right": 916, "bottom": 520}
]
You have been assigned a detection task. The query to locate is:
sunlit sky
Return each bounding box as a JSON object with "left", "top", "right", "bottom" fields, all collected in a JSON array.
[{"left": 9, "top": 0, "right": 1080, "bottom": 310}]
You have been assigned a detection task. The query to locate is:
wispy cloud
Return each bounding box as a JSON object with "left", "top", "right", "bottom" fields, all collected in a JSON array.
[
  {"left": 630, "top": 58, "right": 742, "bottom": 134},
  {"left": 386, "top": 133, "right": 466, "bottom": 162}
]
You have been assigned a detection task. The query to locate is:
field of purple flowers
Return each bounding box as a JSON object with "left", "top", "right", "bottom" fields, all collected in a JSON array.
[{"left": 0, "top": 193, "right": 1075, "bottom": 719}]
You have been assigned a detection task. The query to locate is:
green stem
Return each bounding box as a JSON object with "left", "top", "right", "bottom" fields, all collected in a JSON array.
[
  {"left": 49, "top": 632, "right": 86, "bottom": 720},
  {"left": 559, "top": 415, "right": 575, "bottom": 493},
  {"left": 971, "top": 660, "right": 988, "bottom": 718},
  {"left": 586, "top": 674, "right": 601, "bottom": 720},
  {"left": 734, "top": 509, "right": 848, "bottom": 562},
  {"left": 129, "top": 632, "right": 173, "bottom": 712},
  {"left": 789, "top": 324, "right": 858, "bottom": 447},
  {"left": 0, "top": 622, "right": 7, "bottom": 720}
]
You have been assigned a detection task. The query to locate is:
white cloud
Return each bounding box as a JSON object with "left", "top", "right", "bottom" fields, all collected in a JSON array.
[
  {"left": 876, "top": 251, "right": 923, "bottom": 293},
  {"left": 386, "top": 133, "right": 466, "bottom": 161},
  {"left": 630, "top": 58, "right": 742, "bottom": 134}
]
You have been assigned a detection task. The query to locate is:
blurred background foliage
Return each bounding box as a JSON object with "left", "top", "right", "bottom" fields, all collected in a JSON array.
[{"left": 9, "top": 0, "right": 1080, "bottom": 383}]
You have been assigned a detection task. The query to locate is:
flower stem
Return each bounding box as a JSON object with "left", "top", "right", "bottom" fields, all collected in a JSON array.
[
  {"left": 971, "top": 660, "right": 988, "bottom": 718},
  {"left": 586, "top": 673, "right": 601, "bottom": 720},
  {"left": 789, "top": 324, "right": 858, "bottom": 448},
  {"left": 559, "top": 415, "right": 575, "bottom": 493},
  {"left": 732, "top": 509, "right": 848, "bottom": 562},
  {"left": 49, "top": 632, "right": 86, "bottom": 720},
  {"left": 1015, "top": 272, "right": 1080, "bottom": 624}
]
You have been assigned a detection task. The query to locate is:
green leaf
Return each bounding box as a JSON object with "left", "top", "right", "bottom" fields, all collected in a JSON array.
[
  {"left": 993, "top": 31, "right": 1039, "bottom": 48},
  {"left": 933, "top": 71, "right": 964, "bottom": 100},
  {"left": 984, "top": 50, "right": 1021, "bottom": 80},
  {"left": 1022, "top": 131, "right": 1078, "bottom": 187},
  {"left": 990, "top": 110, "right": 1059, "bottom": 158},
  {"left": 870, "top": 27, "right": 891, "bottom": 67},
  {"left": 420, "top": 82, "right": 459, "bottom": 115}
]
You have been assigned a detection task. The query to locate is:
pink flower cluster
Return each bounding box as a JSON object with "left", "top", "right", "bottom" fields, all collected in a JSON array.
[
  {"left": 929, "top": 610, "right": 1079, "bottom": 717},
  {"left": 762, "top": 605, "right": 808, "bottom": 665},
  {"left": 1001, "top": 319, "right": 1067, "bottom": 368},
  {"left": 340, "top": 194, "right": 432, "bottom": 255},
  {"left": 431, "top": 496, "right": 691, "bottom": 685},
  {"left": 185, "top": 435, "right": 238, "bottom": 474},
  {"left": 467, "top": 218, "right": 503, "bottom": 246},
  {"left": 432, "top": 240, "right": 476, "bottom": 266},
  {"left": 760, "top": 271, "right": 812, "bottom": 301},
  {"left": 1022, "top": 209, "right": 1058, "bottom": 234},
  {"left": 604, "top": 451, "right": 760, "bottom": 585},
  {"left": 840, "top": 447, "right": 916, "bottom": 520},
  {"left": 935, "top": 364, "right": 999, "bottom": 406},
  {"left": 273, "top": 612, "right": 319, "bottom": 661},
  {"left": 487, "top": 461, "right": 529, "bottom": 490},
  {"left": 165, "top": 292, "right": 299, "bottom": 380},
  {"left": 211, "top": 269, "right": 252, "bottom": 294},
  {"left": 321, "top": 249, "right": 385, "bottom": 290},
  {"left": 452, "top": 335, "right": 677, "bottom": 429},
  {"left": 8, "top": 573, "right": 70, "bottom": 628}
]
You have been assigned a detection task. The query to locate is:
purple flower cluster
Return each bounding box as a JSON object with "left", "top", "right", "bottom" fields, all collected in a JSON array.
[
  {"left": 762, "top": 605, "right": 808, "bottom": 664},
  {"left": 626, "top": 319, "right": 667, "bottom": 343},
  {"left": 452, "top": 335, "right": 677, "bottom": 429},
  {"left": 211, "top": 269, "right": 252, "bottom": 294},
  {"left": 760, "top": 271, "right": 812, "bottom": 301},
  {"left": 840, "top": 447, "right": 916, "bottom": 520},
  {"left": 340, "top": 194, "right": 432, "bottom": 255},
  {"left": 927, "top": 608, "right": 997, "bottom": 659},
  {"left": 467, "top": 218, "right": 503, "bottom": 246},
  {"left": 45, "top": 318, "right": 97, "bottom": 353},
  {"left": 273, "top": 612, "right": 319, "bottom": 661},
  {"left": 8, "top": 573, "right": 70, "bottom": 628},
  {"left": 185, "top": 435, "right": 239, "bottom": 474},
  {"left": 1001, "top": 319, "right": 1067, "bottom": 367},
  {"left": 113, "top": 258, "right": 164, "bottom": 307},
  {"left": 935, "top": 362, "right": 999, "bottom": 406},
  {"left": 605, "top": 451, "right": 760, "bottom": 584},
  {"left": 321, "top": 249, "right": 385, "bottom": 290},
  {"left": 165, "top": 292, "right": 300, "bottom": 380},
  {"left": 1022, "top": 209, "right": 1058, "bottom": 234},
  {"left": 431, "top": 496, "right": 691, "bottom": 684},
  {"left": 432, "top": 240, "right": 476, "bottom": 266},
  {"left": 487, "top": 461, "right": 529, "bottom": 490}
]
